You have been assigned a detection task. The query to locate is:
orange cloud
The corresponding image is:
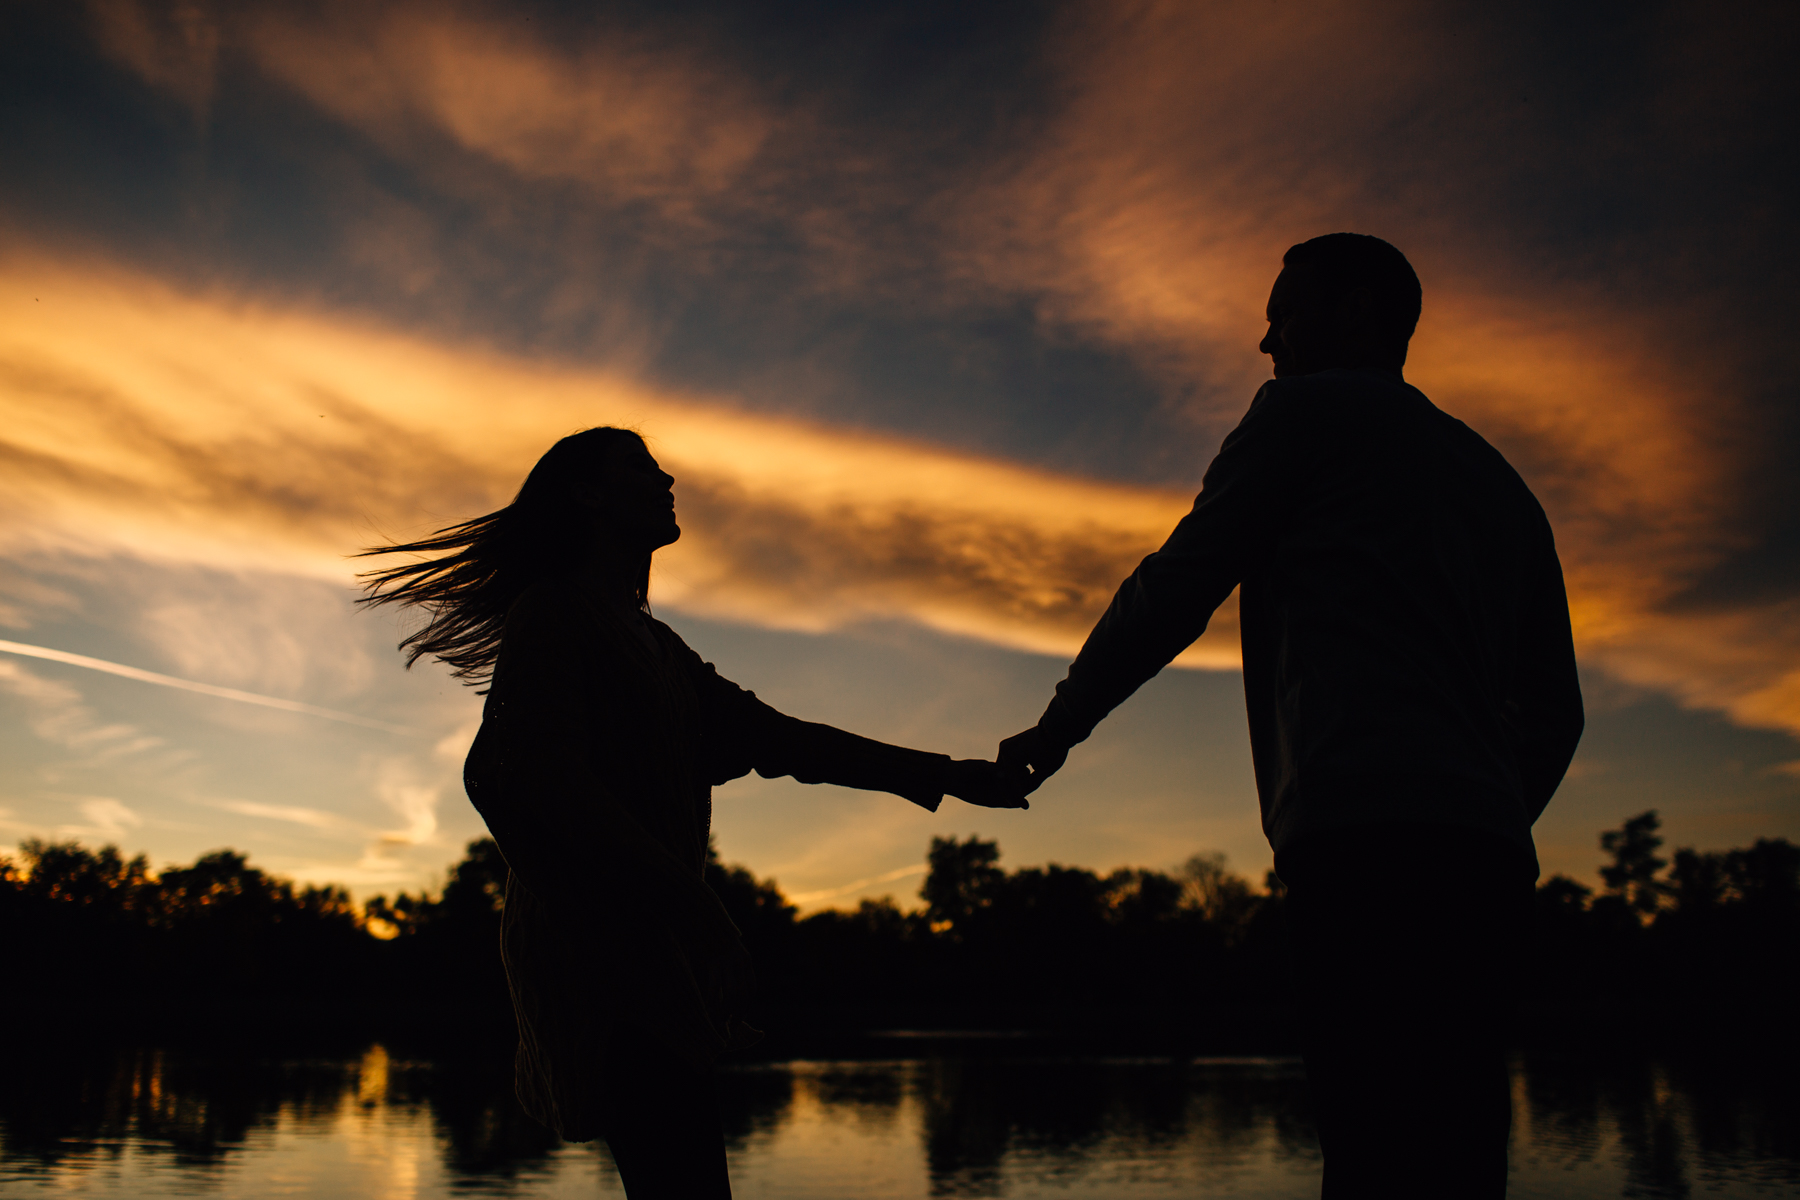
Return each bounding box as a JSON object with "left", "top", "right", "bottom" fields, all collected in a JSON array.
[
  {"left": 0, "top": 256, "right": 1233, "bottom": 670},
  {"left": 239, "top": 3, "right": 774, "bottom": 212}
]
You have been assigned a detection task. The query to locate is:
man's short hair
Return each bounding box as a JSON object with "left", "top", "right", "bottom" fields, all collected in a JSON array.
[{"left": 1282, "top": 233, "right": 1422, "bottom": 347}]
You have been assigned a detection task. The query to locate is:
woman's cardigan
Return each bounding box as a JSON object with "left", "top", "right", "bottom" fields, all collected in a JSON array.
[{"left": 463, "top": 578, "right": 947, "bottom": 1141}]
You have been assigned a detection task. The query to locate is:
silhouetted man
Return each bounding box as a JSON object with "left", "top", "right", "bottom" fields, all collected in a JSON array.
[{"left": 1000, "top": 234, "right": 1583, "bottom": 1198}]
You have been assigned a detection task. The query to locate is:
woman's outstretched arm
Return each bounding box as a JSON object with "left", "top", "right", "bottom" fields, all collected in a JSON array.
[{"left": 681, "top": 641, "right": 1027, "bottom": 810}]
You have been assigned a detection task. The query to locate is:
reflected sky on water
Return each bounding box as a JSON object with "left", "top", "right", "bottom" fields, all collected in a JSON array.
[{"left": 1, "top": 1043, "right": 1795, "bottom": 1198}]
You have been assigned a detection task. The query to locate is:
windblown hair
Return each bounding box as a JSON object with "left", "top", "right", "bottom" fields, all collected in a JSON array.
[
  {"left": 1283, "top": 233, "right": 1423, "bottom": 349},
  {"left": 357, "top": 426, "right": 648, "bottom": 685}
]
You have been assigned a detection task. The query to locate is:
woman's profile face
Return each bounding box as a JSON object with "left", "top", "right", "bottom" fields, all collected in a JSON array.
[{"left": 592, "top": 437, "right": 680, "bottom": 552}]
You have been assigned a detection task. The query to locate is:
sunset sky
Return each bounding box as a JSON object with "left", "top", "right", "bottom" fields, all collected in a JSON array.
[{"left": 2, "top": 0, "right": 1795, "bottom": 908}]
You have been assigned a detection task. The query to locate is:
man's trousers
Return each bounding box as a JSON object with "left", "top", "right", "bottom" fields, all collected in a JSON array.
[{"left": 1277, "top": 821, "right": 1536, "bottom": 1200}]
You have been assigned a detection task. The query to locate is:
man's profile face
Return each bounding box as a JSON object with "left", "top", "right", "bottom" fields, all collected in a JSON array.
[{"left": 1260, "top": 266, "right": 1332, "bottom": 378}]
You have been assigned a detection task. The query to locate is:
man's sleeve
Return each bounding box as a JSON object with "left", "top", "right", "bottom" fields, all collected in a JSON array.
[
  {"left": 1503, "top": 521, "right": 1585, "bottom": 823},
  {"left": 1039, "top": 385, "right": 1298, "bottom": 747}
]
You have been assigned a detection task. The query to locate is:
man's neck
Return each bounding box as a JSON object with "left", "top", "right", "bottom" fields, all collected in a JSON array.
[{"left": 1302, "top": 362, "right": 1405, "bottom": 381}]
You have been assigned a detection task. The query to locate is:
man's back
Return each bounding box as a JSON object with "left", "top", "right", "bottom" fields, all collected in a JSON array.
[
  {"left": 1236, "top": 369, "right": 1581, "bottom": 859},
  {"left": 1033, "top": 368, "right": 1581, "bottom": 863}
]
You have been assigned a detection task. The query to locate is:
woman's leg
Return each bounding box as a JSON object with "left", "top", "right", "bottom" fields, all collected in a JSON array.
[{"left": 595, "top": 1041, "right": 732, "bottom": 1200}]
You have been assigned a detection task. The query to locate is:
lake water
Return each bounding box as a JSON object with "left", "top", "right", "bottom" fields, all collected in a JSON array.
[{"left": 1, "top": 1041, "right": 1794, "bottom": 1198}]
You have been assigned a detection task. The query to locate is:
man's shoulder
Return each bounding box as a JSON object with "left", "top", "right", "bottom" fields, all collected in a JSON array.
[{"left": 1256, "top": 373, "right": 1538, "bottom": 494}]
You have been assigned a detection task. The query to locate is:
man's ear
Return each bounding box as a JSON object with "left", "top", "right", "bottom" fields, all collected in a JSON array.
[
  {"left": 1337, "top": 286, "right": 1384, "bottom": 351},
  {"left": 1342, "top": 286, "right": 1406, "bottom": 369}
]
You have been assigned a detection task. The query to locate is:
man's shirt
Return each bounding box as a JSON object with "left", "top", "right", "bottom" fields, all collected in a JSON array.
[{"left": 1041, "top": 369, "right": 1584, "bottom": 863}]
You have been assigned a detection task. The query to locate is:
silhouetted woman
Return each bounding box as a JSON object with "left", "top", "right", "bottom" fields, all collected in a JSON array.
[{"left": 359, "top": 427, "right": 1021, "bottom": 1198}]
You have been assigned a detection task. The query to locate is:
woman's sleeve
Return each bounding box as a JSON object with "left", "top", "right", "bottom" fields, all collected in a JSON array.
[
  {"left": 685, "top": 648, "right": 950, "bottom": 812},
  {"left": 465, "top": 594, "right": 741, "bottom": 957}
]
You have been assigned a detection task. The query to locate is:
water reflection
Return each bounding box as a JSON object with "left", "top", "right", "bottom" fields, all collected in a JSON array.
[
  {"left": 1509, "top": 1057, "right": 1800, "bottom": 1199},
  {"left": 0, "top": 1041, "right": 1794, "bottom": 1198}
]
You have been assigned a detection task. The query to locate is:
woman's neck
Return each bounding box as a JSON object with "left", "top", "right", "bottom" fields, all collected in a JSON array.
[{"left": 575, "top": 553, "right": 645, "bottom": 613}]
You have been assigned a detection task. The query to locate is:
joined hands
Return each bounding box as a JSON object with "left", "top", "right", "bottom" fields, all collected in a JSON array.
[
  {"left": 936, "top": 723, "right": 1072, "bottom": 809},
  {"left": 996, "top": 725, "right": 1067, "bottom": 796},
  {"left": 943, "top": 758, "right": 1031, "bottom": 809}
]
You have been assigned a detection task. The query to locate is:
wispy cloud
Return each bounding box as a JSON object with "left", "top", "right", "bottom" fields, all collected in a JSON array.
[
  {"left": 375, "top": 773, "right": 439, "bottom": 850},
  {"left": 83, "top": 0, "right": 223, "bottom": 122},
  {"left": 0, "top": 658, "right": 163, "bottom": 759},
  {"left": 59, "top": 796, "right": 145, "bottom": 841},
  {"left": 197, "top": 765, "right": 458, "bottom": 891}
]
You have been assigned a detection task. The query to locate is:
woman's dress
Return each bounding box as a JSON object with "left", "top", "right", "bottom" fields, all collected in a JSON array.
[{"left": 463, "top": 577, "right": 947, "bottom": 1141}]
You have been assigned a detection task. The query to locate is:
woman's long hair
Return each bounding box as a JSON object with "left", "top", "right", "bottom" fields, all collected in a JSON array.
[{"left": 357, "top": 426, "right": 649, "bottom": 685}]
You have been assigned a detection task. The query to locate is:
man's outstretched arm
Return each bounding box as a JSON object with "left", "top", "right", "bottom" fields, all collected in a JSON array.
[{"left": 1000, "top": 388, "right": 1297, "bottom": 791}]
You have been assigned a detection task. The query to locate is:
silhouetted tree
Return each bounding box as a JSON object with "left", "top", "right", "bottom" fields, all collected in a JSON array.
[
  {"left": 363, "top": 838, "right": 512, "bottom": 1042},
  {"left": 18, "top": 839, "right": 154, "bottom": 913},
  {"left": 1665, "top": 848, "right": 1729, "bottom": 914},
  {"left": 1536, "top": 874, "right": 1592, "bottom": 916},
  {"left": 921, "top": 835, "right": 1006, "bottom": 940},
  {"left": 366, "top": 837, "right": 507, "bottom": 938},
  {"left": 1601, "top": 810, "right": 1667, "bottom": 917},
  {"left": 705, "top": 837, "right": 798, "bottom": 946},
  {"left": 1521, "top": 819, "right": 1800, "bottom": 1046},
  {"left": 1101, "top": 868, "right": 1184, "bottom": 924},
  {"left": 6, "top": 821, "right": 1793, "bottom": 1051},
  {"left": 1179, "top": 852, "right": 1260, "bottom": 945},
  {"left": 1724, "top": 838, "right": 1800, "bottom": 910},
  {"left": 442, "top": 838, "right": 509, "bottom": 916},
  {"left": 0, "top": 854, "right": 17, "bottom": 931}
]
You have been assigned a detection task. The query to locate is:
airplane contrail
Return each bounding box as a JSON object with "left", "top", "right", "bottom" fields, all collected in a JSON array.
[
  {"left": 0, "top": 638, "right": 419, "bottom": 736},
  {"left": 786, "top": 863, "right": 928, "bottom": 906}
]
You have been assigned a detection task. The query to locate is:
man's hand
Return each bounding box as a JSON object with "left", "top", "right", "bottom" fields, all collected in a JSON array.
[
  {"left": 997, "top": 725, "right": 1068, "bottom": 795},
  {"left": 943, "top": 758, "right": 1030, "bottom": 809}
]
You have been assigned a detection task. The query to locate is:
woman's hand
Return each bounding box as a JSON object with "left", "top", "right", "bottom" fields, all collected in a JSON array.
[
  {"left": 706, "top": 939, "right": 757, "bottom": 1011},
  {"left": 943, "top": 758, "right": 1031, "bottom": 809}
]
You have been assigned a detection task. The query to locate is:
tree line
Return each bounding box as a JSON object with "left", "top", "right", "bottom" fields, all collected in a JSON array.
[{"left": 3, "top": 813, "right": 1795, "bottom": 1050}]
